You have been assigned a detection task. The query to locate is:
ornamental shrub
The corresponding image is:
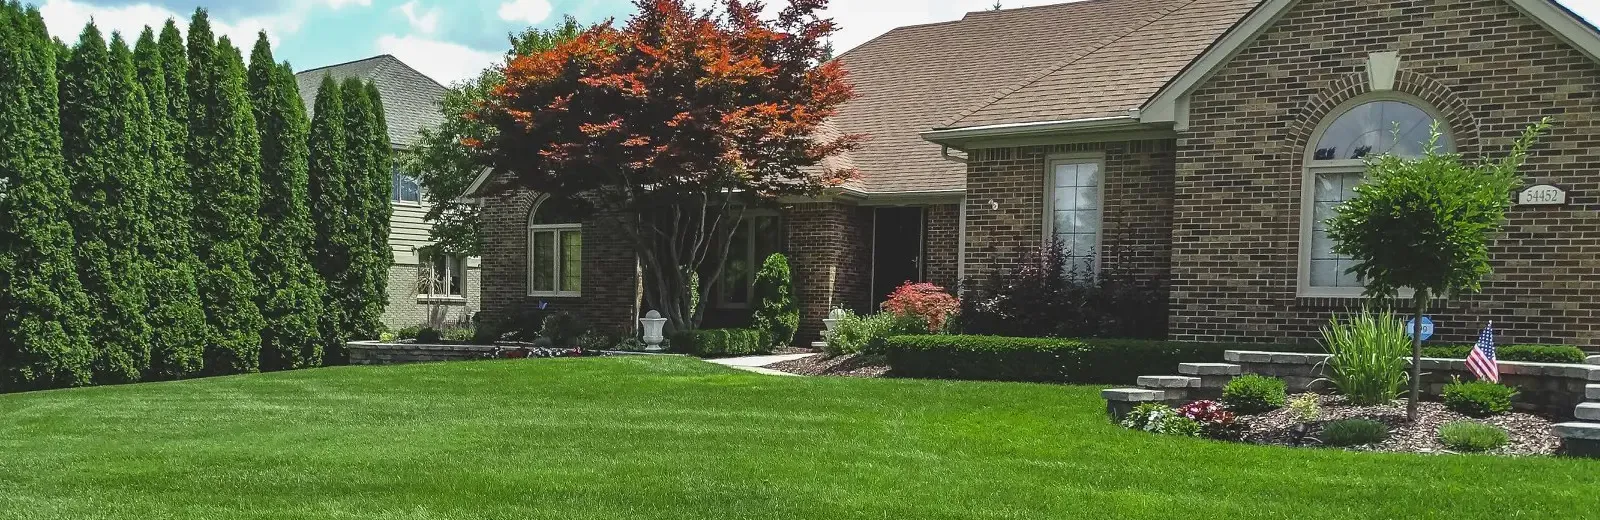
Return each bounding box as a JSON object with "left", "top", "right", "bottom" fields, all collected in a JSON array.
[
  {"left": 959, "top": 238, "right": 1167, "bottom": 339},
  {"left": 1156, "top": 415, "right": 1204, "bottom": 437},
  {"left": 538, "top": 312, "right": 591, "bottom": 347},
  {"left": 668, "top": 328, "right": 769, "bottom": 357},
  {"left": 884, "top": 335, "right": 1320, "bottom": 384},
  {"left": 1319, "top": 309, "right": 1410, "bottom": 405},
  {"left": 1422, "top": 344, "right": 1585, "bottom": 364},
  {"left": 1319, "top": 418, "right": 1390, "bottom": 447},
  {"left": 1437, "top": 421, "right": 1509, "bottom": 452},
  {"left": 824, "top": 310, "right": 925, "bottom": 356},
  {"left": 1221, "top": 375, "right": 1288, "bottom": 414},
  {"left": 416, "top": 327, "right": 442, "bottom": 344},
  {"left": 1176, "top": 400, "right": 1242, "bottom": 440},
  {"left": 1441, "top": 378, "right": 1516, "bottom": 417},
  {"left": 1288, "top": 394, "right": 1321, "bottom": 424},
  {"left": 750, "top": 253, "right": 798, "bottom": 348},
  {"left": 1119, "top": 402, "right": 1173, "bottom": 431},
  {"left": 881, "top": 282, "right": 959, "bottom": 333}
]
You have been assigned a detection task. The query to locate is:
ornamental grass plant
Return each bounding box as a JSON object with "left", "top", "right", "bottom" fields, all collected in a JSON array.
[{"left": 1319, "top": 309, "right": 1411, "bottom": 406}]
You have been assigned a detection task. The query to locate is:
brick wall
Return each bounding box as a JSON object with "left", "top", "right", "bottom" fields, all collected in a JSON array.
[
  {"left": 380, "top": 264, "right": 482, "bottom": 329},
  {"left": 962, "top": 140, "right": 1177, "bottom": 290},
  {"left": 925, "top": 203, "right": 961, "bottom": 290},
  {"left": 784, "top": 201, "right": 872, "bottom": 342},
  {"left": 479, "top": 187, "right": 641, "bottom": 335},
  {"left": 1172, "top": 0, "right": 1600, "bottom": 346}
]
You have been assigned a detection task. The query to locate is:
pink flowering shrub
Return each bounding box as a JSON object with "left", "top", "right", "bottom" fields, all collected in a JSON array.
[
  {"left": 1177, "top": 400, "right": 1244, "bottom": 440},
  {"left": 881, "top": 282, "right": 960, "bottom": 332}
]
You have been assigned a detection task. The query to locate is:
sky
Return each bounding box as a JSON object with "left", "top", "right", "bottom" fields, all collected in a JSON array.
[{"left": 31, "top": 0, "right": 1600, "bottom": 87}]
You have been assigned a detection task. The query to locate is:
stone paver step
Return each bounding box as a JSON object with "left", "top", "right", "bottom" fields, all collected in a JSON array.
[
  {"left": 1102, "top": 388, "right": 1165, "bottom": 402},
  {"left": 1137, "top": 375, "right": 1200, "bottom": 389},
  {"left": 1576, "top": 403, "right": 1600, "bottom": 421},
  {"left": 1553, "top": 422, "right": 1600, "bottom": 441},
  {"left": 1178, "top": 363, "right": 1241, "bottom": 376},
  {"left": 1589, "top": 384, "right": 1600, "bottom": 400},
  {"left": 1587, "top": 355, "right": 1600, "bottom": 366}
]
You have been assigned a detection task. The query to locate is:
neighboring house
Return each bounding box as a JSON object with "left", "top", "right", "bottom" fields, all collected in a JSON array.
[
  {"left": 296, "top": 55, "right": 481, "bottom": 330},
  {"left": 474, "top": 0, "right": 1600, "bottom": 347}
]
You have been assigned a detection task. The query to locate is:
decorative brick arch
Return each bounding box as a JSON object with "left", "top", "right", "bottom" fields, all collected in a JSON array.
[{"left": 1288, "top": 70, "right": 1481, "bottom": 156}]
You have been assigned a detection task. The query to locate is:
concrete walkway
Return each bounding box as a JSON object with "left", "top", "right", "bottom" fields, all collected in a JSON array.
[{"left": 705, "top": 353, "right": 817, "bottom": 376}]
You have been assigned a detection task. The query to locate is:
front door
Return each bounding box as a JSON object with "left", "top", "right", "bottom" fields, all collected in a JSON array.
[{"left": 872, "top": 207, "right": 924, "bottom": 308}]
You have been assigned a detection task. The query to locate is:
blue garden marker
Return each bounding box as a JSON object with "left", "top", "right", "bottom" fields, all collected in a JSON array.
[{"left": 1405, "top": 316, "right": 1434, "bottom": 341}]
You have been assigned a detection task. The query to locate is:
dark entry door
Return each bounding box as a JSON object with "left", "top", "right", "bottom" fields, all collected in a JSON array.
[{"left": 872, "top": 207, "right": 925, "bottom": 308}]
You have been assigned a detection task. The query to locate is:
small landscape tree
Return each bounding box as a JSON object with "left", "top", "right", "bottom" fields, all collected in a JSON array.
[
  {"left": 473, "top": 0, "right": 859, "bottom": 332},
  {"left": 750, "top": 253, "right": 798, "bottom": 348},
  {"left": 1326, "top": 119, "right": 1550, "bottom": 421}
]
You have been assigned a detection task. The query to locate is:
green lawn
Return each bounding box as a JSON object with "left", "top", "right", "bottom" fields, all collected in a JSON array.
[{"left": 0, "top": 356, "right": 1593, "bottom": 519}]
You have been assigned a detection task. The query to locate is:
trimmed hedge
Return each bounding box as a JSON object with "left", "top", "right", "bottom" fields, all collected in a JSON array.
[
  {"left": 669, "top": 329, "right": 771, "bottom": 358},
  {"left": 1421, "top": 344, "right": 1586, "bottom": 364},
  {"left": 883, "top": 335, "right": 1321, "bottom": 384}
]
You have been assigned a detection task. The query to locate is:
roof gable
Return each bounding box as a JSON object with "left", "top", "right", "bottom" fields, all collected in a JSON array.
[{"left": 294, "top": 54, "right": 450, "bottom": 148}]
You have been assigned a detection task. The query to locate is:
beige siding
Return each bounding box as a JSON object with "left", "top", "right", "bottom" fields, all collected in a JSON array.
[{"left": 389, "top": 202, "right": 432, "bottom": 265}]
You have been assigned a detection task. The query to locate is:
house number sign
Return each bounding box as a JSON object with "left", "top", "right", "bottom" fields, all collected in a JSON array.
[{"left": 1518, "top": 184, "right": 1567, "bottom": 206}]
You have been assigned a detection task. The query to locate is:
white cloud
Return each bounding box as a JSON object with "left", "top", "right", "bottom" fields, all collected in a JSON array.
[
  {"left": 376, "top": 33, "right": 501, "bottom": 85},
  {"left": 38, "top": 0, "right": 304, "bottom": 50},
  {"left": 397, "top": 1, "right": 440, "bottom": 34},
  {"left": 325, "top": 0, "right": 371, "bottom": 9},
  {"left": 496, "top": 0, "right": 551, "bottom": 25}
]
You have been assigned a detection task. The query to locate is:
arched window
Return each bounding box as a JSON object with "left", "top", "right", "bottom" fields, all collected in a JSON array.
[
  {"left": 528, "top": 195, "right": 582, "bottom": 297},
  {"left": 1300, "top": 96, "right": 1453, "bottom": 296}
]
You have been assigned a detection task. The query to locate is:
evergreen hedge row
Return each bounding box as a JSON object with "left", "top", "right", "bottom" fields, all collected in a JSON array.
[{"left": 883, "top": 335, "right": 1322, "bottom": 384}]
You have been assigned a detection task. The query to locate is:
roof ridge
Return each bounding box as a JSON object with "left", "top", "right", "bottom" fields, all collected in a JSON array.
[
  {"left": 375, "top": 53, "right": 452, "bottom": 90},
  {"left": 295, "top": 53, "right": 396, "bottom": 77},
  {"left": 959, "top": 0, "right": 1106, "bottom": 19},
  {"left": 937, "top": 0, "right": 1201, "bottom": 129},
  {"left": 832, "top": 19, "right": 964, "bottom": 63}
]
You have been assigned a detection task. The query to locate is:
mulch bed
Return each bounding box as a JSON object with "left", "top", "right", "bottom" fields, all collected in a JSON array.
[
  {"left": 766, "top": 353, "right": 889, "bottom": 378},
  {"left": 1239, "top": 393, "right": 1559, "bottom": 456}
]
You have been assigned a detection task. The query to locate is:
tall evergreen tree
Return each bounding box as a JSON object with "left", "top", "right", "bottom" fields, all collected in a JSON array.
[
  {"left": 134, "top": 26, "right": 207, "bottom": 379},
  {"left": 157, "top": 20, "right": 186, "bottom": 133},
  {"left": 360, "top": 80, "right": 392, "bottom": 339},
  {"left": 58, "top": 24, "right": 153, "bottom": 384},
  {"left": 185, "top": 10, "right": 264, "bottom": 375},
  {"left": 247, "top": 33, "right": 325, "bottom": 370},
  {"left": 340, "top": 78, "right": 386, "bottom": 343},
  {"left": 306, "top": 76, "right": 353, "bottom": 362},
  {"left": 0, "top": 2, "right": 95, "bottom": 391}
]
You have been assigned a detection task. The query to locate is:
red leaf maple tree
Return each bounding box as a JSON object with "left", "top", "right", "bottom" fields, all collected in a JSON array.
[{"left": 472, "top": 0, "right": 859, "bottom": 331}]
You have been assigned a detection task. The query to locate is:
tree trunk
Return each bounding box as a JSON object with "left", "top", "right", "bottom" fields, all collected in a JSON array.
[{"left": 1408, "top": 290, "right": 1427, "bottom": 422}]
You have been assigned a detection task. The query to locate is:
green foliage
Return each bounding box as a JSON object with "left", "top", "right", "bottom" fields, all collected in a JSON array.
[
  {"left": 883, "top": 335, "right": 1320, "bottom": 384},
  {"left": 1116, "top": 403, "right": 1201, "bottom": 437},
  {"left": 339, "top": 77, "right": 390, "bottom": 343},
  {"left": 0, "top": 3, "right": 96, "bottom": 390},
  {"left": 750, "top": 253, "right": 798, "bottom": 348},
  {"left": 668, "top": 328, "right": 771, "bottom": 357},
  {"left": 538, "top": 312, "right": 591, "bottom": 347},
  {"left": 1437, "top": 421, "right": 1509, "bottom": 452},
  {"left": 1221, "top": 375, "right": 1287, "bottom": 414},
  {"left": 822, "top": 310, "right": 924, "bottom": 356},
  {"left": 1156, "top": 415, "right": 1204, "bottom": 437},
  {"left": 1327, "top": 120, "right": 1549, "bottom": 302},
  {"left": 247, "top": 33, "right": 325, "bottom": 371},
  {"left": 416, "top": 327, "right": 442, "bottom": 344},
  {"left": 133, "top": 25, "right": 206, "bottom": 380},
  {"left": 1422, "top": 344, "right": 1585, "bottom": 364},
  {"left": 393, "top": 325, "right": 422, "bottom": 340},
  {"left": 185, "top": 12, "right": 266, "bottom": 375},
  {"left": 1441, "top": 378, "right": 1516, "bottom": 417},
  {"left": 59, "top": 25, "right": 154, "bottom": 384},
  {"left": 1319, "top": 309, "right": 1410, "bottom": 405},
  {"left": 403, "top": 17, "right": 583, "bottom": 258},
  {"left": 1289, "top": 394, "right": 1321, "bottom": 423},
  {"left": 1319, "top": 418, "right": 1390, "bottom": 447},
  {"left": 306, "top": 74, "right": 354, "bottom": 361}
]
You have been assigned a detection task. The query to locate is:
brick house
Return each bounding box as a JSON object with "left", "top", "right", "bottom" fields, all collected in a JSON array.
[
  {"left": 475, "top": 0, "right": 1600, "bottom": 347},
  {"left": 297, "top": 55, "right": 482, "bottom": 330}
]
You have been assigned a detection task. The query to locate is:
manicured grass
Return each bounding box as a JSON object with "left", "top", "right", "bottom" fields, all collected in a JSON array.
[{"left": 0, "top": 357, "right": 1593, "bottom": 519}]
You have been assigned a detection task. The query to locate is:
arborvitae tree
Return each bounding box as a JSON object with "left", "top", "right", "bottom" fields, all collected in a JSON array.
[
  {"left": 361, "top": 80, "right": 392, "bottom": 339},
  {"left": 58, "top": 24, "right": 153, "bottom": 384},
  {"left": 157, "top": 20, "right": 186, "bottom": 131},
  {"left": 0, "top": 2, "right": 95, "bottom": 391},
  {"left": 307, "top": 76, "right": 354, "bottom": 362},
  {"left": 246, "top": 33, "right": 325, "bottom": 370},
  {"left": 185, "top": 11, "right": 265, "bottom": 375},
  {"left": 340, "top": 78, "right": 387, "bottom": 342},
  {"left": 134, "top": 26, "right": 207, "bottom": 379}
]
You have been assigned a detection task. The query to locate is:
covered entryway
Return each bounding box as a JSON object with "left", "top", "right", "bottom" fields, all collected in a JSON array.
[{"left": 871, "top": 206, "right": 925, "bottom": 308}]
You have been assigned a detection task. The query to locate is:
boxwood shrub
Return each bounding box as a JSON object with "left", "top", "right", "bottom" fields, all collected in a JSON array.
[
  {"left": 1421, "top": 344, "right": 1586, "bottom": 364},
  {"left": 669, "top": 329, "right": 771, "bottom": 358},
  {"left": 1441, "top": 379, "right": 1516, "bottom": 417},
  {"left": 1221, "top": 375, "right": 1287, "bottom": 414},
  {"left": 882, "top": 335, "right": 1320, "bottom": 384}
]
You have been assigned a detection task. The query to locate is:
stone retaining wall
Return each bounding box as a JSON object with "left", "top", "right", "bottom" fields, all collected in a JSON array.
[
  {"left": 1226, "top": 350, "right": 1600, "bottom": 419},
  {"left": 346, "top": 341, "right": 499, "bottom": 365}
]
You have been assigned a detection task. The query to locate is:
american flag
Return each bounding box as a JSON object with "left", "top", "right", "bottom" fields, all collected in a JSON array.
[{"left": 1467, "top": 322, "right": 1498, "bottom": 383}]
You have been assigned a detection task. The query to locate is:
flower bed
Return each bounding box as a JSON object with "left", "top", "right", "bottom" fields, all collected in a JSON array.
[{"left": 1240, "top": 393, "right": 1558, "bottom": 455}]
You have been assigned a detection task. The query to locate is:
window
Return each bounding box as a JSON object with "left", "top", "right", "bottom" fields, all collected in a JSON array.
[
  {"left": 421, "top": 254, "right": 464, "bottom": 297},
  {"left": 1044, "top": 156, "right": 1102, "bottom": 277},
  {"left": 528, "top": 196, "right": 582, "bottom": 296},
  {"left": 716, "top": 214, "right": 782, "bottom": 308},
  {"left": 391, "top": 169, "right": 421, "bottom": 204},
  {"left": 1301, "top": 96, "right": 1452, "bottom": 296}
]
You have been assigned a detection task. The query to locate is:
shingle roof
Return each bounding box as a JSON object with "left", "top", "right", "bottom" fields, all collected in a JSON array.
[
  {"left": 294, "top": 54, "right": 448, "bottom": 148},
  {"left": 831, "top": 0, "right": 1256, "bottom": 194}
]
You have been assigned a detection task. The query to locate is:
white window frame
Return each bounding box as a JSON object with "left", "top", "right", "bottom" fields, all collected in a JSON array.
[
  {"left": 715, "top": 211, "right": 782, "bottom": 309},
  {"left": 527, "top": 195, "right": 582, "bottom": 297},
  {"left": 391, "top": 169, "right": 423, "bottom": 206},
  {"left": 1298, "top": 93, "right": 1451, "bottom": 298},
  {"left": 1042, "top": 152, "right": 1106, "bottom": 277},
  {"left": 418, "top": 253, "right": 465, "bottom": 301}
]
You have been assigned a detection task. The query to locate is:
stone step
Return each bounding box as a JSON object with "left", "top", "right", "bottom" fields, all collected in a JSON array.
[
  {"left": 810, "top": 341, "right": 828, "bottom": 349},
  {"left": 1589, "top": 384, "right": 1600, "bottom": 400},
  {"left": 1102, "top": 388, "right": 1165, "bottom": 402},
  {"left": 1137, "top": 375, "right": 1201, "bottom": 389},
  {"left": 1178, "top": 363, "right": 1242, "bottom": 376},
  {"left": 1577, "top": 403, "right": 1600, "bottom": 421},
  {"left": 1553, "top": 422, "right": 1600, "bottom": 441},
  {"left": 1588, "top": 355, "right": 1600, "bottom": 366}
]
